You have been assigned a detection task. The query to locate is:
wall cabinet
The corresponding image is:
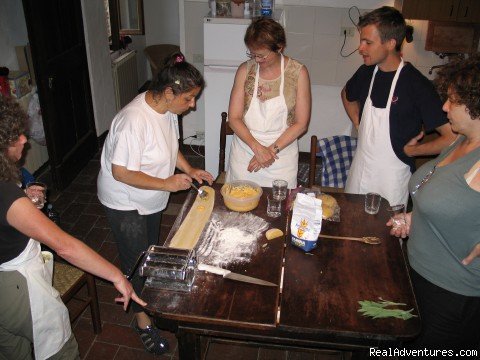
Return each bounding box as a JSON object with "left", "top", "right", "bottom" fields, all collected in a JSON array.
[{"left": 395, "top": 0, "right": 480, "bottom": 23}]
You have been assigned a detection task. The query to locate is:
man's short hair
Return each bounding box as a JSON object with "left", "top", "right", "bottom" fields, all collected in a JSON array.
[{"left": 358, "top": 6, "right": 407, "bottom": 52}]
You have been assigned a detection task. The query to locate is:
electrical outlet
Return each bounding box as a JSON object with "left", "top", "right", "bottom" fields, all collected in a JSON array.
[
  {"left": 341, "top": 27, "right": 356, "bottom": 37},
  {"left": 196, "top": 131, "right": 205, "bottom": 140},
  {"left": 193, "top": 54, "right": 204, "bottom": 63}
]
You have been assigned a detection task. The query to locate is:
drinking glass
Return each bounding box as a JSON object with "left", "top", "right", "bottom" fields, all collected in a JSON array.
[
  {"left": 364, "top": 192, "right": 381, "bottom": 215},
  {"left": 25, "top": 181, "right": 47, "bottom": 209},
  {"left": 387, "top": 204, "right": 406, "bottom": 229},
  {"left": 267, "top": 195, "right": 281, "bottom": 218},
  {"left": 272, "top": 179, "right": 288, "bottom": 201}
]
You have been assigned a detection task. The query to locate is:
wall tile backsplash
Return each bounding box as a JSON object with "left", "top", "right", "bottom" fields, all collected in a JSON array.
[{"left": 283, "top": 5, "right": 446, "bottom": 86}]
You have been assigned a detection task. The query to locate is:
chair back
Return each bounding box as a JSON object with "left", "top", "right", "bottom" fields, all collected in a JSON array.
[
  {"left": 217, "top": 112, "right": 234, "bottom": 183},
  {"left": 309, "top": 135, "right": 357, "bottom": 188},
  {"left": 144, "top": 44, "right": 180, "bottom": 78}
]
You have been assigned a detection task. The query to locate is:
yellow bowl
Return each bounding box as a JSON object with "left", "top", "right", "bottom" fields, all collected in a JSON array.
[{"left": 221, "top": 180, "right": 263, "bottom": 212}]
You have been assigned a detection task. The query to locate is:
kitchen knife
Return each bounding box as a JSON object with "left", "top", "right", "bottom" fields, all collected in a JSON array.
[{"left": 197, "top": 264, "right": 277, "bottom": 287}]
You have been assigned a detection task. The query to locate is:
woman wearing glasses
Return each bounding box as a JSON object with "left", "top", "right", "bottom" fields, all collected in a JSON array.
[
  {"left": 226, "top": 17, "right": 311, "bottom": 188},
  {"left": 389, "top": 54, "right": 480, "bottom": 354}
]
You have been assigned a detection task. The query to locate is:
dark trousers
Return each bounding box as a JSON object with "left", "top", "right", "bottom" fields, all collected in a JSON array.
[
  {"left": 407, "top": 268, "right": 480, "bottom": 356},
  {"left": 103, "top": 206, "right": 162, "bottom": 313}
]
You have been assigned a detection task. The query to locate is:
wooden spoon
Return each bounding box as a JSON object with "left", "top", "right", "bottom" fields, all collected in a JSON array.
[{"left": 319, "top": 234, "right": 381, "bottom": 245}]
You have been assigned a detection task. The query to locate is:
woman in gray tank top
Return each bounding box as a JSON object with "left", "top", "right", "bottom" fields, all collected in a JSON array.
[{"left": 388, "top": 54, "right": 480, "bottom": 356}]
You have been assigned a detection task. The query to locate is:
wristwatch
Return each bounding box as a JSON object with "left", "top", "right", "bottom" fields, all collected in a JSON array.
[{"left": 273, "top": 144, "right": 280, "bottom": 154}]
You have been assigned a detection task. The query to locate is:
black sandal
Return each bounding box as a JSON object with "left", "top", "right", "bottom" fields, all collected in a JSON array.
[{"left": 133, "top": 323, "right": 169, "bottom": 355}]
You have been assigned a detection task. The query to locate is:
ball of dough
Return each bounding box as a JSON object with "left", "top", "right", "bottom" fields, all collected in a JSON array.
[
  {"left": 266, "top": 228, "right": 284, "bottom": 240},
  {"left": 316, "top": 194, "right": 337, "bottom": 219},
  {"left": 317, "top": 194, "right": 337, "bottom": 208}
]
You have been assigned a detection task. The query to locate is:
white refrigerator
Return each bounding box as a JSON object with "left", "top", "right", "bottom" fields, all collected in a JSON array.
[{"left": 203, "top": 11, "right": 284, "bottom": 178}]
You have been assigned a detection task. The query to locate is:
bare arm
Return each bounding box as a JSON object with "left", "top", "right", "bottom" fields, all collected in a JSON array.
[
  {"left": 403, "top": 123, "right": 457, "bottom": 157},
  {"left": 7, "top": 198, "right": 146, "bottom": 310},
  {"left": 112, "top": 164, "right": 192, "bottom": 192},
  {"left": 341, "top": 86, "right": 360, "bottom": 130},
  {"left": 228, "top": 63, "right": 277, "bottom": 167}
]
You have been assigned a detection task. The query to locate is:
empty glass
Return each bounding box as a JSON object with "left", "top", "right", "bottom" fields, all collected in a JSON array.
[
  {"left": 267, "top": 195, "right": 281, "bottom": 218},
  {"left": 272, "top": 179, "right": 288, "bottom": 201},
  {"left": 364, "top": 192, "right": 381, "bottom": 215},
  {"left": 25, "top": 182, "right": 47, "bottom": 209}
]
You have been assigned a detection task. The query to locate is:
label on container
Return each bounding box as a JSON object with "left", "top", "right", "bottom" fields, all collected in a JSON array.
[{"left": 261, "top": 0, "right": 273, "bottom": 16}]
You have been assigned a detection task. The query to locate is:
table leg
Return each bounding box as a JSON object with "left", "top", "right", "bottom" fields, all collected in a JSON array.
[{"left": 177, "top": 328, "right": 201, "bottom": 360}]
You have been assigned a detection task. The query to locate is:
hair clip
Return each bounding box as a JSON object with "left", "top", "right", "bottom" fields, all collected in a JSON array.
[
  {"left": 175, "top": 55, "right": 184, "bottom": 64},
  {"left": 175, "top": 80, "right": 180, "bottom": 85}
]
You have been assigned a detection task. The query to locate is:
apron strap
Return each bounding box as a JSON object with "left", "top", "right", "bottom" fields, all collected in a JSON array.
[{"left": 367, "top": 58, "right": 404, "bottom": 109}]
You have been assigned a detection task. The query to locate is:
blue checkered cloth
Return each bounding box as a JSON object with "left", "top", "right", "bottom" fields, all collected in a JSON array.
[{"left": 316, "top": 136, "right": 357, "bottom": 188}]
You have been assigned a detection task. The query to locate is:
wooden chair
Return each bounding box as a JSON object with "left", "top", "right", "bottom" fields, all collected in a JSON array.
[
  {"left": 53, "top": 261, "right": 102, "bottom": 334},
  {"left": 216, "top": 112, "right": 234, "bottom": 184},
  {"left": 144, "top": 44, "right": 180, "bottom": 78}
]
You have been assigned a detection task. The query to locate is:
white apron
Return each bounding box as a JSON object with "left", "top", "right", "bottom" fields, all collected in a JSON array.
[
  {"left": 227, "top": 55, "right": 298, "bottom": 188},
  {"left": 0, "top": 239, "right": 71, "bottom": 360},
  {"left": 345, "top": 60, "right": 411, "bottom": 206}
]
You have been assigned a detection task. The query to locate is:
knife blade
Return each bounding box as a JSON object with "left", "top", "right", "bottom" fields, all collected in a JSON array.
[{"left": 198, "top": 264, "right": 277, "bottom": 287}]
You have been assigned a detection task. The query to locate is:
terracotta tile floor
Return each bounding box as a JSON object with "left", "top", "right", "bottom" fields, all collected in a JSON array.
[{"left": 41, "top": 151, "right": 348, "bottom": 360}]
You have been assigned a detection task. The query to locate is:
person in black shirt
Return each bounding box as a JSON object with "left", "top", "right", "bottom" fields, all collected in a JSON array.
[
  {"left": 341, "top": 6, "right": 455, "bottom": 206},
  {"left": 0, "top": 97, "right": 145, "bottom": 360}
]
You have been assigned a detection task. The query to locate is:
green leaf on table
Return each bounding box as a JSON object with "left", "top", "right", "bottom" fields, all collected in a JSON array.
[{"left": 358, "top": 299, "right": 417, "bottom": 320}]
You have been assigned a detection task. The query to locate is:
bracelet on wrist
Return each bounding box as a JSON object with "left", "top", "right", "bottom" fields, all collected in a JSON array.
[{"left": 273, "top": 144, "right": 280, "bottom": 154}]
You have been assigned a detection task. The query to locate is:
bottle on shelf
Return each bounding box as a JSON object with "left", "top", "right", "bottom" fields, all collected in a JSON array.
[
  {"left": 251, "top": 0, "right": 261, "bottom": 17},
  {"left": 260, "top": 0, "right": 274, "bottom": 17}
]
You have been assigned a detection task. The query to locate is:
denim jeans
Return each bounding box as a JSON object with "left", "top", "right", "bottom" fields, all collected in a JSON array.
[{"left": 103, "top": 206, "right": 162, "bottom": 313}]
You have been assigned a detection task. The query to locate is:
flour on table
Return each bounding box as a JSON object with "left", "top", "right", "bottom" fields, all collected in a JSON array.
[{"left": 197, "top": 211, "right": 269, "bottom": 267}]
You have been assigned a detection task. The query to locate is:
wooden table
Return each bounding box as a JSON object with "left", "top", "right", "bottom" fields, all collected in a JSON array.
[{"left": 142, "top": 185, "right": 420, "bottom": 359}]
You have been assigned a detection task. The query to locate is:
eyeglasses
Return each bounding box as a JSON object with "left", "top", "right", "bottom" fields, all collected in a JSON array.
[
  {"left": 246, "top": 51, "right": 272, "bottom": 61},
  {"left": 411, "top": 165, "right": 437, "bottom": 197}
]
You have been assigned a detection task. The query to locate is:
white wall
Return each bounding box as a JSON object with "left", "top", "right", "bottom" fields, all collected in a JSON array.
[
  {"left": 0, "top": 0, "right": 28, "bottom": 72},
  {"left": 142, "top": 0, "right": 181, "bottom": 81}
]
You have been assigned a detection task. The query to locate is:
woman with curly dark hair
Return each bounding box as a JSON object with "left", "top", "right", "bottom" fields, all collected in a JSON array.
[
  {"left": 0, "top": 97, "right": 145, "bottom": 359},
  {"left": 0, "top": 97, "right": 27, "bottom": 182},
  {"left": 388, "top": 54, "right": 480, "bottom": 356}
]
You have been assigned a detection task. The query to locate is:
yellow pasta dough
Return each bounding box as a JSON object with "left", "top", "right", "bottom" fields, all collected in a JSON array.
[{"left": 266, "top": 228, "right": 284, "bottom": 240}]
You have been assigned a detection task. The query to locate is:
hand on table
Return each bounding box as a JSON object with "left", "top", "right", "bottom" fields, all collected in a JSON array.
[
  {"left": 462, "top": 243, "right": 480, "bottom": 266},
  {"left": 387, "top": 212, "right": 412, "bottom": 238}
]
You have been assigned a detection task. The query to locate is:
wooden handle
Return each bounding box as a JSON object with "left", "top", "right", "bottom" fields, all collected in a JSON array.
[
  {"left": 318, "top": 234, "right": 363, "bottom": 242},
  {"left": 198, "top": 263, "right": 231, "bottom": 276}
]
